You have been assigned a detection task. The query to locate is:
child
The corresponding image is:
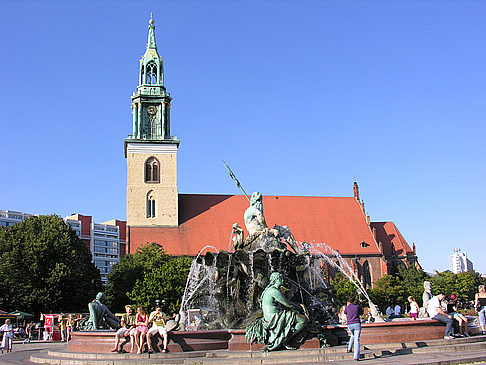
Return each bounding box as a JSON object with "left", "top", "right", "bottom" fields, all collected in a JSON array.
[{"left": 408, "top": 296, "right": 419, "bottom": 320}]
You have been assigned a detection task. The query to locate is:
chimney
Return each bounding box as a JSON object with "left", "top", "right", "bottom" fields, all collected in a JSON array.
[
  {"left": 353, "top": 181, "right": 360, "bottom": 201},
  {"left": 366, "top": 214, "right": 370, "bottom": 225},
  {"left": 372, "top": 227, "right": 377, "bottom": 240}
]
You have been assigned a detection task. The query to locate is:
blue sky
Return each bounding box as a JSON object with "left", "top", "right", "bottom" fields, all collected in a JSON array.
[{"left": 1, "top": 1, "right": 485, "bottom": 274}]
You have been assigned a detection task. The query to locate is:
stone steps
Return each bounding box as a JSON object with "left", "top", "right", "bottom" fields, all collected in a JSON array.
[
  {"left": 302, "top": 350, "right": 486, "bottom": 365},
  {"left": 29, "top": 336, "right": 486, "bottom": 365}
]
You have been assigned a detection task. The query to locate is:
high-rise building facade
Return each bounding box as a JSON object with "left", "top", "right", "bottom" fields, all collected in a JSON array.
[
  {"left": 0, "top": 210, "right": 33, "bottom": 227},
  {"left": 65, "top": 214, "right": 127, "bottom": 282},
  {"left": 449, "top": 248, "right": 474, "bottom": 274}
]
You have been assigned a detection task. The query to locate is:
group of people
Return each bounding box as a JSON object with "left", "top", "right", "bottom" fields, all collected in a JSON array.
[
  {"left": 419, "top": 284, "right": 486, "bottom": 339},
  {"left": 111, "top": 304, "right": 170, "bottom": 354},
  {"left": 341, "top": 285, "right": 486, "bottom": 361},
  {"left": 426, "top": 293, "right": 469, "bottom": 339},
  {"left": 58, "top": 314, "right": 78, "bottom": 342},
  {"left": 385, "top": 303, "right": 403, "bottom": 319}
]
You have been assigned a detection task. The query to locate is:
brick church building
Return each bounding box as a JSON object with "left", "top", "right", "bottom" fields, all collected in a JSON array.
[{"left": 124, "top": 16, "right": 419, "bottom": 287}]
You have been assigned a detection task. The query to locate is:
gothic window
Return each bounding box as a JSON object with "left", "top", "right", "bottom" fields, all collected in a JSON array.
[
  {"left": 362, "top": 261, "right": 372, "bottom": 289},
  {"left": 145, "top": 157, "right": 159, "bottom": 183},
  {"left": 147, "top": 191, "right": 156, "bottom": 218},
  {"left": 145, "top": 61, "right": 158, "bottom": 85}
]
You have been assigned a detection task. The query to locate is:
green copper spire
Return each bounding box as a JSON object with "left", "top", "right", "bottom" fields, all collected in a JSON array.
[
  {"left": 146, "top": 13, "right": 157, "bottom": 50},
  {"left": 125, "top": 14, "right": 178, "bottom": 146},
  {"left": 139, "top": 14, "right": 164, "bottom": 86}
]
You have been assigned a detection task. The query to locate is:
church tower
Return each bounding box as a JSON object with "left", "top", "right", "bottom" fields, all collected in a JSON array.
[{"left": 124, "top": 15, "right": 180, "bottom": 228}]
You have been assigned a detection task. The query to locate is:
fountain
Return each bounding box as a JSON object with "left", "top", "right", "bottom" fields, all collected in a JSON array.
[
  {"left": 176, "top": 164, "right": 385, "bottom": 350},
  {"left": 68, "top": 166, "right": 457, "bottom": 354},
  {"left": 171, "top": 164, "right": 452, "bottom": 351}
]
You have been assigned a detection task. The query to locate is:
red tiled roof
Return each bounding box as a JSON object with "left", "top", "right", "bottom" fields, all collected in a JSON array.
[
  {"left": 371, "top": 221, "right": 413, "bottom": 257},
  {"left": 129, "top": 194, "right": 382, "bottom": 256}
]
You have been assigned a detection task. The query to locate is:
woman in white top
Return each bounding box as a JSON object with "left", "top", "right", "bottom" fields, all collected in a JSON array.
[
  {"left": 0, "top": 319, "right": 14, "bottom": 353},
  {"left": 408, "top": 296, "right": 419, "bottom": 320}
]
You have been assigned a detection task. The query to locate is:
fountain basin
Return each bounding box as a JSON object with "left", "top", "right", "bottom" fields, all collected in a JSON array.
[
  {"left": 69, "top": 319, "right": 466, "bottom": 353},
  {"left": 69, "top": 330, "right": 231, "bottom": 353}
]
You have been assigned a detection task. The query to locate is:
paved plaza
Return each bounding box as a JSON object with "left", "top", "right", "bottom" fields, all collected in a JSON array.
[
  {"left": 1, "top": 337, "right": 486, "bottom": 365},
  {"left": 0, "top": 340, "right": 64, "bottom": 365}
]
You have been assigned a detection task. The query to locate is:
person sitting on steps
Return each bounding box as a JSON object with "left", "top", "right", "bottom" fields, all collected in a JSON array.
[{"left": 147, "top": 304, "right": 169, "bottom": 353}]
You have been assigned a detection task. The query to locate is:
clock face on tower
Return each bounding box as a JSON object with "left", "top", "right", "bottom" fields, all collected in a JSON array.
[{"left": 147, "top": 105, "right": 158, "bottom": 115}]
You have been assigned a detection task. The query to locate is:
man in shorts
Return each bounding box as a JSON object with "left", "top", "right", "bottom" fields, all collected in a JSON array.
[
  {"left": 147, "top": 304, "right": 168, "bottom": 353},
  {"left": 111, "top": 305, "right": 136, "bottom": 353}
]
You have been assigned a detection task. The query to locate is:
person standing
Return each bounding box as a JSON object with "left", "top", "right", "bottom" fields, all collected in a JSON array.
[
  {"left": 59, "top": 316, "right": 68, "bottom": 342},
  {"left": 147, "top": 304, "right": 168, "bottom": 353},
  {"left": 408, "top": 296, "right": 419, "bottom": 320},
  {"left": 428, "top": 293, "right": 454, "bottom": 339},
  {"left": 66, "top": 314, "right": 74, "bottom": 342},
  {"left": 0, "top": 319, "right": 14, "bottom": 353},
  {"left": 475, "top": 285, "right": 486, "bottom": 335},
  {"left": 23, "top": 323, "right": 31, "bottom": 344},
  {"left": 344, "top": 296, "right": 363, "bottom": 361}
]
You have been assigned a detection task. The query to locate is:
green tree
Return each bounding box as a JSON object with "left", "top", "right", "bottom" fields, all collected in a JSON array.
[
  {"left": 395, "top": 265, "right": 430, "bottom": 306},
  {"left": 368, "top": 274, "right": 406, "bottom": 312},
  {"left": 330, "top": 273, "right": 359, "bottom": 308},
  {"left": 129, "top": 256, "right": 193, "bottom": 313},
  {"left": 0, "top": 215, "right": 102, "bottom": 314},
  {"left": 105, "top": 242, "right": 170, "bottom": 312},
  {"left": 430, "top": 270, "right": 485, "bottom": 302}
]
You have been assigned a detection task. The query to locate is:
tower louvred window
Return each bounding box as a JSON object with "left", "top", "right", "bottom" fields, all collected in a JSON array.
[{"left": 146, "top": 61, "right": 158, "bottom": 84}]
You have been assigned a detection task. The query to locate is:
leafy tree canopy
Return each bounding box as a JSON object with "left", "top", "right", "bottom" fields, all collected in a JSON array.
[
  {"left": 106, "top": 242, "right": 192, "bottom": 314},
  {"left": 0, "top": 215, "right": 102, "bottom": 315},
  {"left": 366, "top": 264, "right": 485, "bottom": 313},
  {"left": 429, "top": 270, "right": 486, "bottom": 303},
  {"left": 129, "top": 255, "right": 193, "bottom": 314},
  {"left": 330, "top": 272, "right": 359, "bottom": 308},
  {"left": 368, "top": 274, "right": 406, "bottom": 311}
]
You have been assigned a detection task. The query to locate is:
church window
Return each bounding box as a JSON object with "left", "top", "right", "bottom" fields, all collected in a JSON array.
[
  {"left": 362, "top": 260, "right": 372, "bottom": 288},
  {"left": 147, "top": 191, "right": 156, "bottom": 218},
  {"left": 145, "top": 157, "right": 159, "bottom": 183}
]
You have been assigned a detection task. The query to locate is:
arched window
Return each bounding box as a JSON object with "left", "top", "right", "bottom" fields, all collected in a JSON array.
[
  {"left": 145, "top": 61, "right": 158, "bottom": 85},
  {"left": 147, "top": 191, "right": 156, "bottom": 218},
  {"left": 145, "top": 157, "right": 159, "bottom": 183},
  {"left": 362, "top": 260, "right": 372, "bottom": 288}
]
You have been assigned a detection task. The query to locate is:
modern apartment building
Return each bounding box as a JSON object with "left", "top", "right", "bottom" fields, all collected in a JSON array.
[
  {"left": 65, "top": 214, "right": 127, "bottom": 282},
  {"left": 0, "top": 210, "right": 33, "bottom": 227}
]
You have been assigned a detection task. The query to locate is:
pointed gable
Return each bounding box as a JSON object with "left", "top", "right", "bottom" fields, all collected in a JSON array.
[{"left": 371, "top": 221, "right": 413, "bottom": 257}]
